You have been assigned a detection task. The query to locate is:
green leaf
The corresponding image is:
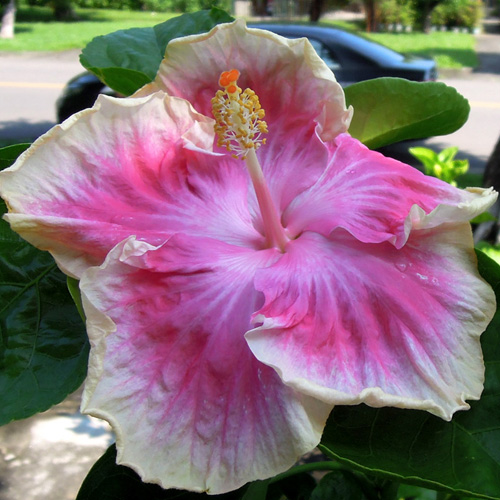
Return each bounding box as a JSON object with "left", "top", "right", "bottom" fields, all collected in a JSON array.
[
  {"left": 0, "top": 150, "right": 89, "bottom": 425},
  {"left": 67, "top": 277, "right": 86, "bottom": 323},
  {"left": 310, "top": 471, "right": 375, "bottom": 500},
  {"left": 320, "top": 250, "right": 500, "bottom": 499},
  {"left": 476, "top": 243, "right": 500, "bottom": 266},
  {"left": 437, "top": 146, "right": 458, "bottom": 164},
  {"left": 409, "top": 147, "right": 438, "bottom": 170},
  {"left": 77, "top": 444, "right": 249, "bottom": 500},
  {"left": 470, "top": 212, "right": 497, "bottom": 225},
  {"left": 345, "top": 78, "right": 470, "bottom": 149},
  {"left": 397, "top": 484, "right": 438, "bottom": 500},
  {"left": 241, "top": 481, "right": 269, "bottom": 500},
  {"left": 80, "top": 9, "right": 234, "bottom": 96},
  {"left": 0, "top": 241, "right": 89, "bottom": 425},
  {"left": 0, "top": 143, "right": 30, "bottom": 170}
]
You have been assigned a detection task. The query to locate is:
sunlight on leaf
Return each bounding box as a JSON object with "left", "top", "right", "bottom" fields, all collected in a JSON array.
[{"left": 345, "top": 79, "right": 469, "bottom": 149}]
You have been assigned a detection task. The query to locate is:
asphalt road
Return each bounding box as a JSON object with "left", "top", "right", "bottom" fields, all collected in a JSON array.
[
  {"left": 0, "top": 50, "right": 83, "bottom": 141},
  {"left": 1, "top": 45, "right": 500, "bottom": 174}
]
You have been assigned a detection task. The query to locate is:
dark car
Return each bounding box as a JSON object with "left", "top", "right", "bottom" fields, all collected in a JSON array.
[
  {"left": 250, "top": 24, "right": 437, "bottom": 86},
  {"left": 56, "top": 72, "right": 116, "bottom": 123},
  {"left": 56, "top": 24, "right": 437, "bottom": 122}
]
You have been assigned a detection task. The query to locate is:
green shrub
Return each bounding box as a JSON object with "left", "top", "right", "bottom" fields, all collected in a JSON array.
[
  {"left": 456, "top": 0, "right": 482, "bottom": 27},
  {"left": 378, "top": 0, "right": 416, "bottom": 27},
  {"left": 430, "top": 2, "right": 447, "bottom": 26},
  {"left": 25, "top": 0, "right": 139, "bottom": 9},
  {"left": 61, "top": 0, "right": 230, "bottom": 11},
  {"left": 431, "top": 0, "right": 482, "bottom": 28}
]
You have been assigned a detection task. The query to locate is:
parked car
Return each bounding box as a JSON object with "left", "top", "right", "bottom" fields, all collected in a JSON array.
[
  {"left": 56, "top": 72, "right": 115, "bottom": 123},
  {"left": 250, "top": 24, "right": 438, "bottom": 86},
  {"left": 56, "top": 24, "right": 437, "bottom": 122}
]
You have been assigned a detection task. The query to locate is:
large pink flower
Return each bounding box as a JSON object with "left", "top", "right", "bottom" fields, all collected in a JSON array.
[{"left": 0, "top": 20, "right": 497, "bottom": 494}]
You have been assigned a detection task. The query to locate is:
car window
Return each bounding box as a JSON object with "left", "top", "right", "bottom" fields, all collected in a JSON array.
[
  {"left": 333, "top": 46, "right": 374, "bottom": 67},
  {"left": 306, "top": 38, "right": 341, "bottom": 70}
]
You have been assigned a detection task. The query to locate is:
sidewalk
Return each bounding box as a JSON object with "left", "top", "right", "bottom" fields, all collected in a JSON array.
[
  {"left": 475, "top": 16, "right": 500, "bottom": 76},
  {"left": 0, "top": 388, "right": 113, "bottom": 500}
]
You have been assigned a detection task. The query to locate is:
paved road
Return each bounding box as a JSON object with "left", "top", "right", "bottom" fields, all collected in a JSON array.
[{"left": 0, "top": 50, "right": 83, "bottom": 141}]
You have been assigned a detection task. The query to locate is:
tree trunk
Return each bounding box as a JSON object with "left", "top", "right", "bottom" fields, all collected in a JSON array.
[
  {"left": 364, "top": 0, "right": 378, "bottom": 32},
  {"left": 415, "top": 0, "right": 441, "bottom": 32},
  {"left": 0, "top": 0, "right": 16, "bottom": 39},
  {"left": 251, "top": 0, "right": 269, "bottom": 16},
  {"left": 309, "top": 0, "right": 325, "bottom": 22}
]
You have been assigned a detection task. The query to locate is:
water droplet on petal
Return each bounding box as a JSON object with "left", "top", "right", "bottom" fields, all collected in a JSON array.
[
  {"left": 417, "top": 273, "right": 428, "bottom": 281},
  {"left": 395, "top": 262, "right": 407, "bottom": 272}
]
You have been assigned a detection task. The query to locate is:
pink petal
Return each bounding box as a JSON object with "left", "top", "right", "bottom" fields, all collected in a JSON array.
[
  {"left": 155, "top": 20, "right": 351, "bottom": 142},
  {"left": 0, "top": 93, "right": 264, "bottom": 277},
  {"left": 80, "top": 235, "right": 332, "bottom": 494},
  {"left": 247, "top": 227, "right": 496, "bottom": 421},
  {"left": 153, "top": 20, "right": 352, "bottom": 209},
  {"left": 284, "top": 134, "right": 497, "bottom": 246}
]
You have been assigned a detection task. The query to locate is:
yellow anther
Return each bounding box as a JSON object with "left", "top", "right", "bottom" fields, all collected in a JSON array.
[{"left": 211, "top": 69, "right": 268, "bottom": 158}]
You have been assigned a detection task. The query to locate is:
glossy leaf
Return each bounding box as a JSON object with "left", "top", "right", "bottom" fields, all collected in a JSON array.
[
  {"left": 345, "top": 78, "right": 470, "bottom": 149},
  {"left": 310, "top": 471, "right": 374, "bottom": 500},
  {"left": 67, "top": 276, "right": 86, "bottom": 322},
  {"left": 0, "top": 143, "right": 30, "bottom": 170},
  {"left": 80, "top": 9, "right": 234, "bottom": 96},
  {"left": 470, "top": 212, "right": 496, "bottom": 225},
  {"left": 241, "top": 481, "right": 269, "bottom": 500},
  {"left": 0, "top": 237, "right": 89, "bottom": 424},
  {"left": 397, "top": 485, "right": 438, "bottom": 500},
  {"left": 0, "top": 144, "right": 89, "bottom": 425},
  {"left": 320, "top": 250, "right": 500, "bottom": 499},
  {"left": 77, "top": 444, "right": 250, "bottom": 500}
]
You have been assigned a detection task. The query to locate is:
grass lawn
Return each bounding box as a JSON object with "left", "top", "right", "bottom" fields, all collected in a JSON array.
[
  {"left": 0, "top": 6, "right": 177, "bottom": 51},
  {"left": 366, "top": 31, "right": 477, "bottom": 69},
  {"left": 0, "top": 6, "right": 478, "bottom": 69}
]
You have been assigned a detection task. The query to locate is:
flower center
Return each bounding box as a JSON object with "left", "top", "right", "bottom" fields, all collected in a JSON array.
[
  {"left": 212, "top": 69, "right": 268, "bottom": 158},
  {"left": 212, "top": 70, "right": 289, "bottom": 252}
]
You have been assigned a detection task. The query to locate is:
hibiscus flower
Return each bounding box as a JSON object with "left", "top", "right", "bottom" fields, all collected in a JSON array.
[{"left": 0, "top": 20, "right": 496, "bottom": 495}]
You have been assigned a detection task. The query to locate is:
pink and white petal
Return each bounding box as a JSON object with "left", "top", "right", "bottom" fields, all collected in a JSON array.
[
  {"left": 155, "top": 19, "right": 352, "bottom": 142},
  {"left": 247, "top": 227, "right": 495, "bottom": 421},
  {"left": 80, "top": 235, "right": 332, "bottom": 494},
  {"left": 283, "top": 134, "right": 497, "bottom": 246},
  {"left": 155, "top": 20, "right": 352, "bottom": 213},
  {"left": 0, "top": 93, "right": 263, "bottom": 277},
  {"left": 0, "top": 93, "right": 212, "bottom": 276},
  {"left": 257, "top": 123, "right": 333, "bottom": 213}
]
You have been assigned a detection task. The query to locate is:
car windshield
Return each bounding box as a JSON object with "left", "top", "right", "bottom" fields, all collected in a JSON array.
[{"left": 333, "top": 30, "right": 406, "bottom": 65}]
